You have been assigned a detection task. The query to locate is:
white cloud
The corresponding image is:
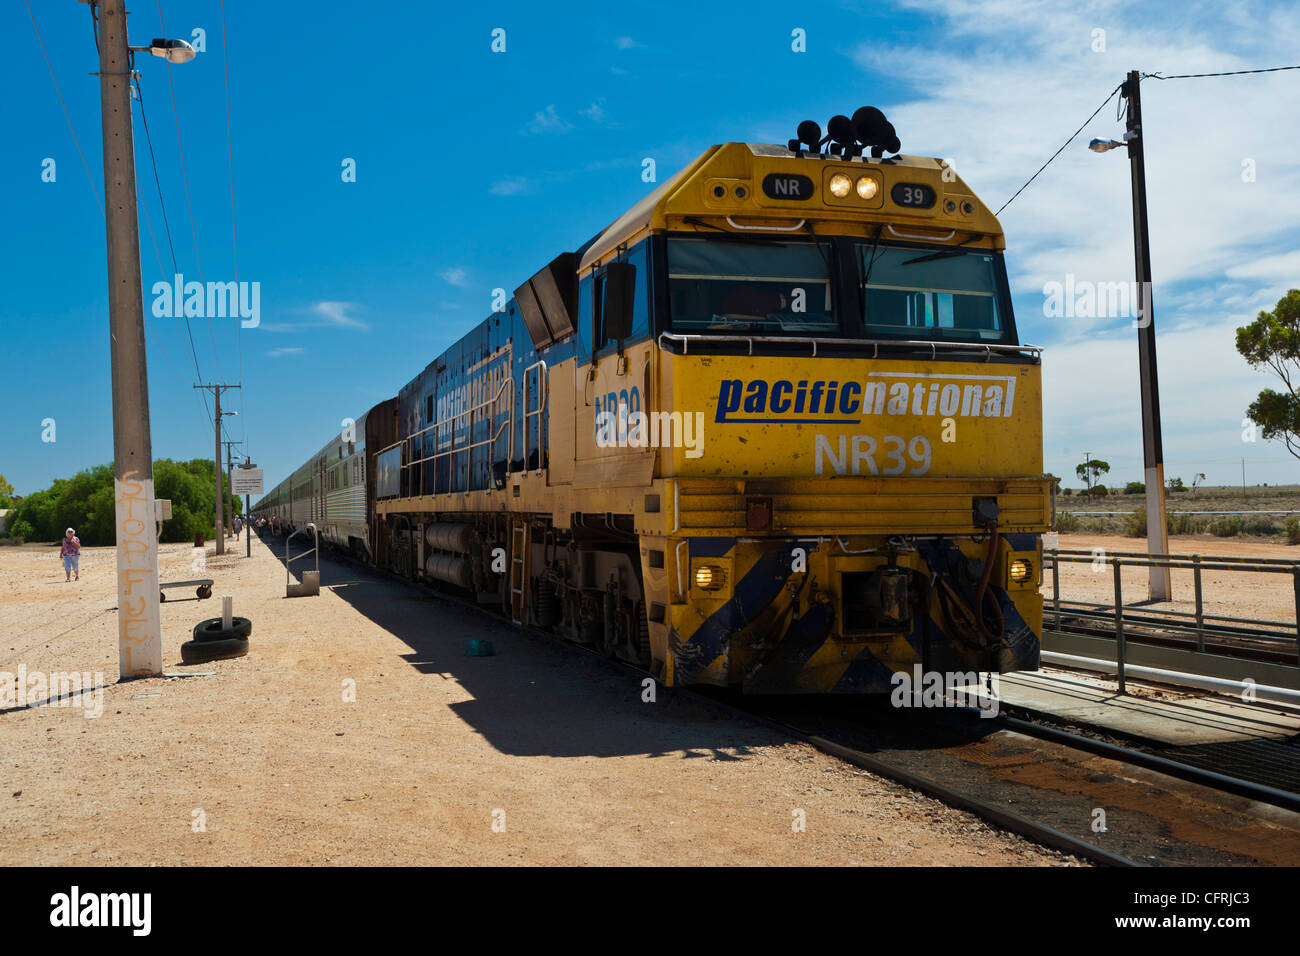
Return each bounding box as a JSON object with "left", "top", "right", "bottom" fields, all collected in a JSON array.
[
  {"left": 438, "top": 266, "right": 468, "bottom": 287},
  {"left": 836, "top": 0, "right": 1300, "bottom": 485},
  {"left": 582, "top": 100, "right": 607, "bottom": 122},
  {"left": 259, "top": 301, "right": 369, "bottom": 333},
  {"left": 527, "top": 104, "right": 572, "bottom": 134},
  {"left": 615, "top": 36, "right": 642, "bottom": 50},
  {"left": 266, "top": 347, "right": 303, "bottom": 357},
  {"left": 311, "top": 301, "right": 368, "bottom": 329},
  {"left": 1041, "top": 318, "right": 1291, "bottom": 485},
  {"left": 490, "top": 177, "right": 529, "bottom": 196}
]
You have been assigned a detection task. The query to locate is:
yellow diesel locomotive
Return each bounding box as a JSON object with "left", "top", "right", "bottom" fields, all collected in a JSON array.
[{"left": 256, "top": 109, "right": 1050, "bottom": 693}]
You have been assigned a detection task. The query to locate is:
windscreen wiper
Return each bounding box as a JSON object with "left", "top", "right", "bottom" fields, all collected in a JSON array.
[{"left": 901, "top": 234, "right": 981, "bottom": 266}]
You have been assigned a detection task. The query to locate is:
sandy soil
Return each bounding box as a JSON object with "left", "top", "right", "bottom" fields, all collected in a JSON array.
[
  {"left": 0, "top": 537, "right": 1076, "bottom": 866},
  {"left": 1046, "top": 533, "right": 1300, "bottom": 622}
]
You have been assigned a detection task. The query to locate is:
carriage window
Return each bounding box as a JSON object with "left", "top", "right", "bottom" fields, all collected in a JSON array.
[
  {"left": 668, "top": 237, "right": 836, "bottom": 335},
  {"left": 857, "top": 245, "right": 1010, "bottom": 342}
]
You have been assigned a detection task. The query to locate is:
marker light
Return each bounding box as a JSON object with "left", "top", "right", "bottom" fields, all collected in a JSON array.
[
  {"left": 856, "top": 176, "right": 878, "bottom": 199},
  {"left": 1009, "top": 559, "right": 1032, "bottom": 584},
  {"left": 828, "top": 173, "right": 852, "bottom": 197},
  {"left": 695, "top": 565, "right": 724, "bottom": 591}
]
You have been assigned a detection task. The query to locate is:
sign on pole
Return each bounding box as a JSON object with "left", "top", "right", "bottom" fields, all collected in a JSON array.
[{"left": 230, "top": 468, "right": 264, "bottom": 496}]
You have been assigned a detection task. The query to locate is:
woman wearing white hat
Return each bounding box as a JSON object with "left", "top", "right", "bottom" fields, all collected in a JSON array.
[{"left": 60, "top": 528, "right": 81, "bottom": 582}]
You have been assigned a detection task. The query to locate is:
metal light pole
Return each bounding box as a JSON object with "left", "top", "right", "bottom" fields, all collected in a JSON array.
[
  {"left": 1090, "top": 70, "right": 1172, "bottom": 602},
  {"left": 96, "top": 2, "right": 194, "bottom": 678}
]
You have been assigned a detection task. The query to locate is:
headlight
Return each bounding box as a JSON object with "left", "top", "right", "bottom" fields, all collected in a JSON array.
[
  {"left": 828, "top": 173, "right": 852, "bottom": 197},
  {"left": 1009, "top": 559, "right": 1032, "bottom": 583},
  {"left": 856, "top": 176, "right": 878, "bottom": 199},
  {"left": 694, "top": 565, "right": 725, "bottom": 591}
]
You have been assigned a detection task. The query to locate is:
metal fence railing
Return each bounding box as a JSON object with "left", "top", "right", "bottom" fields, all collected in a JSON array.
[{"left": 1045, "top": 548, "right": 1300, "bottom": 693}]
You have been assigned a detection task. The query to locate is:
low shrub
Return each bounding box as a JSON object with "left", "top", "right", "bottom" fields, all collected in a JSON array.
[
  {"left": 1209, "top": 516, "right": 1244, "bottom": 537},
  {"left": 1286, "top": 515, "right": 1300, "bottom": 545},
  {"left": 1244, "top": 517, "right": 1281, "bottom": 536}
]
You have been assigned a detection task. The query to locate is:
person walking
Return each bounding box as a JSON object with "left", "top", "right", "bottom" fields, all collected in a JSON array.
[{"left": 60, "top": 528, "right": 81, "bottom": 582}]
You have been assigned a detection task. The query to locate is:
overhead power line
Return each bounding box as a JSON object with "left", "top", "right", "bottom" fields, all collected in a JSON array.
[
  {"left": 133, "top": 74, "right": 212, "bottom": 427},
  {"left": 1144, "top": 64, "right": 1300, "bottom": 80},
  {"left": 218, "top": 0, "right": 247, "bottom": 453},
  {"left": 155, "top": 0, "right": 222, "bottom": 381},
  {"left": 25, "top": 0, "right": 104, "bottom": 215},
  {"left": 996, "top": 61, "right": 1300, "bottom": 216},
  {"left": 996, "top": 84, "right": 1123, "bottom": 216}
]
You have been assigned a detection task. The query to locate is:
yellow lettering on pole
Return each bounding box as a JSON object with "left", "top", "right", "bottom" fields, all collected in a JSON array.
[
  {"left": 115, "top": 471, "right": 162, "bottom": 676},
  {"left": 122, "top": 566, "right": 151, "bottom": 594}
]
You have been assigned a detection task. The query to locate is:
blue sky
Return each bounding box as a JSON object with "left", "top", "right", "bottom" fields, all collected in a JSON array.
[{"left": 3, "top": 0, "right": 1299, "bottom": 496}]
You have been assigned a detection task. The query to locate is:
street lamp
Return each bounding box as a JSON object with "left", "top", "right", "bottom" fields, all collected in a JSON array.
[
  {"left": 1088, "top": 70, "right": 1172, "bottom": 602},
  {"left": 131, "top": 38, "right": 197, "bottom": 64},
  {"left": 96, "top": 0, "right": 199, "bottom": 679}
]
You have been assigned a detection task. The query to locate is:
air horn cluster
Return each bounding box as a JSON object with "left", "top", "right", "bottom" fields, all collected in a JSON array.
[{"left": 787, "top": 107, "right": 901, "bottom": 159}]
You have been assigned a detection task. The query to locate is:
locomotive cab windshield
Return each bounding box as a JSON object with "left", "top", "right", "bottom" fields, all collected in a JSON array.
[
  {"left": 859, "top": 242, "right": 1013, "bottom": 344},
  {"left": 666, "top": 232, "right": 1018, "bottom": 346}
]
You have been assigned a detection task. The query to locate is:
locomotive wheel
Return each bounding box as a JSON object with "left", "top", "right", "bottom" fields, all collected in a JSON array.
[
  {"left": 181, "top": 636, "right": 249, "bottom": 664},
  {"left": 197, "top": 585, "right": 213, "bottom": 599},
  {"left": 159, "top": 590, "right": 168, "bottom": 603},
  {"left": 192, "top": 616, "right": 253, "bottom": 642}
]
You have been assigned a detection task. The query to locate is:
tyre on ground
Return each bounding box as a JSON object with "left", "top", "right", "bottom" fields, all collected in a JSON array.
[
  {"left": 180, "top": 636, "right": 249, "bottom": 664},
  {"left": 192, "top": 616, "right": 252, "bottom": 642}
]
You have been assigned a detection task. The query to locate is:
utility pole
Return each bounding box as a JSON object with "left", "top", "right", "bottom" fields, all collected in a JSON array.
[
  {"left": 194, "top": 384, "right": 239, "bottom": 554},
  {"left": 97, "top": 0, "right": 162, "bottom": 678},
  {"left": 1122, "top": 70, "right": 1172, "bottom": 600},
  {"left": 223, "top": 439, "right": 242, "bottom": 537}
]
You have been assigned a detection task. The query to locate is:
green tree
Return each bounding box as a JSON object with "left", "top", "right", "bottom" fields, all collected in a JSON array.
[
  {"left": 1075, "top": 458, "right": 1110, "bottom": 491},
  {"left": 1237, "top": 289, "right": 1300, "bottom": 459},
  {"left": 4, "top": 459, "right": 238, "bottom": 545},
  {"left": 1166, "top": 476, "right": 1186, "bottom": 492},
  {"left": 0, "top": 473, "right": 15, "bottom": 508}
]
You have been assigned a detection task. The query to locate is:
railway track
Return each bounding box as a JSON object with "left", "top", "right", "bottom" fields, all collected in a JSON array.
[
  {"left": 1047, "top": 602, "right": 1300, "bottom": 666},
  {"left": 290, "top": 539, "right": 1300, "bottom": 867}
]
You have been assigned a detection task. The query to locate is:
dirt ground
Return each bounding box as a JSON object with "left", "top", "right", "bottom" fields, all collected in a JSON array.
[
  {"left": 1047, "top": 533, "right": 1300, "bottom": 623},
  {"left": 0, "top": 537, "right": 1076, "bottom": 867}
]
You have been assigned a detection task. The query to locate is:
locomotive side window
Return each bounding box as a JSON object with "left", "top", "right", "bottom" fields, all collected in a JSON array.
[
  {"left": 858, "top": 245, "right": 1011, "bottom": 343},
  {"left": 667, "top": 237, "right": 836, "bottom": 335},
  {"left": 589, "top": 243, "right": 650, "bottom": 355}
]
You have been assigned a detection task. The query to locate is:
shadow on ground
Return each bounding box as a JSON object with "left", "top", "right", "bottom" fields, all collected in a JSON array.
[{"left": 254, "top": 532, "right": 792, "bottom": 760}]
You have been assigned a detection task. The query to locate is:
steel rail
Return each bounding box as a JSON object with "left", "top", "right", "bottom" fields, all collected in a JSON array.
[
  {"left": 990, "top": 713, "right": 1300, "bottom": 814},
  {"left": 799, "top": 732, "right": 1140, "bottom": 867}
]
